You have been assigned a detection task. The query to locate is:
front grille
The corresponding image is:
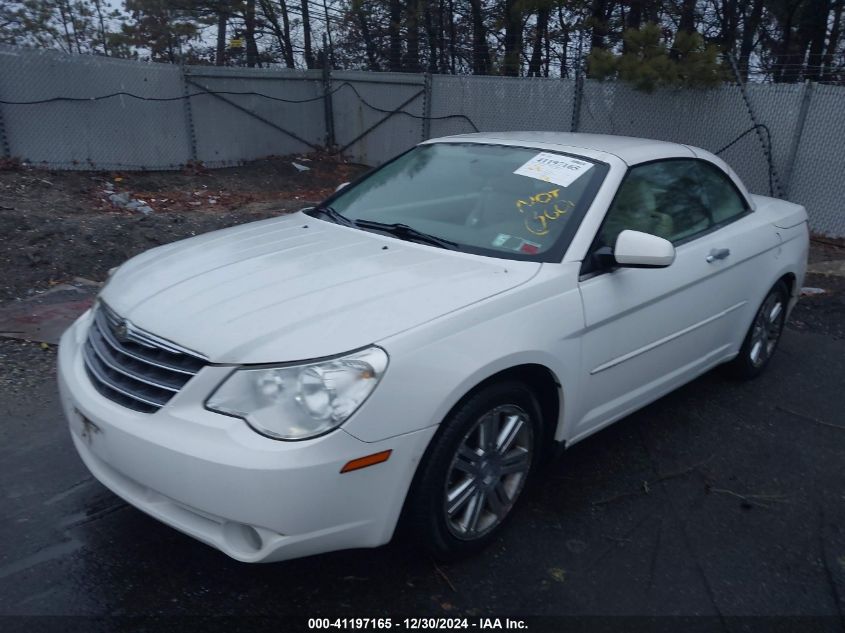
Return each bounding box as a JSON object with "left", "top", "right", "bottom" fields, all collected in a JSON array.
[{"left": 83, "top": 303, "right": 207, "bottom": 413}]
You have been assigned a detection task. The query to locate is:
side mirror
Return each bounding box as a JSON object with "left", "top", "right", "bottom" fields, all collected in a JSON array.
[
  {"left": 613, "top": 230, "right": 675, "bottom": 268},
  {"left": 335, "top": 182, "right": 350, "bottom": 193}
]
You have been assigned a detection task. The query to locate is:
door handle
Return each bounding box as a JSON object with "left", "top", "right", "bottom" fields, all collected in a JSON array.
[{"left": 706, "top": 248, "right": 731, "bottom": 263}]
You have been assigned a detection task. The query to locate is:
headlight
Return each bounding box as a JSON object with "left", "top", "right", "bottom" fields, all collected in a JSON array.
[{"left": 206, "top": 347, "right": 388, "bottom": 440}]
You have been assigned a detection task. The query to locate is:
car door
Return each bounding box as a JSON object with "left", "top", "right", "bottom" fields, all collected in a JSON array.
[{"left": 569, "top": 158, "right": 769, "bottom": 442}]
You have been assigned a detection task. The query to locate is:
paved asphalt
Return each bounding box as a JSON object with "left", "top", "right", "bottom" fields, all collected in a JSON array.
[{"left": 0, "top": 321, "right": 843, "bottom": 629}]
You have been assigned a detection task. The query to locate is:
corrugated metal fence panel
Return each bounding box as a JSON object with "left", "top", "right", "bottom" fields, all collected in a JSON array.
[
  {"left": 787, "top": 83, "right": 845, "bottom": 238},
  {"left": 184, "top": 67, "right": 325, "bottom": 167},
  {"left": 330, "top": 71, "right": 426, "bottom": 165},
  {"left": 429, "top": 75, "right": 576, "bottom": 138},
  {"left": 0, "top": 45, "right": 190, "bottom": 170}
]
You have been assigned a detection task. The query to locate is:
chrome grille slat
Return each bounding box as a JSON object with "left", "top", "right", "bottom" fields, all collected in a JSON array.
[
  {"left": 82, "top": 303, "right": 208, "bottom": 413},
  {"left": 87, "top": 329, "right": 180, "bottom": 393},
  {"left": 83, "top": 343, "right": 170, "bottom": 408}
]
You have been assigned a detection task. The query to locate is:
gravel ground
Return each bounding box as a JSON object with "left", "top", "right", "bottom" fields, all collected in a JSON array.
[
  {"left": 0, "top": 338, "right": 56, "bottom": 395},
  {"left": 790, "top": 272, "right": 845, "bottom": 340}
]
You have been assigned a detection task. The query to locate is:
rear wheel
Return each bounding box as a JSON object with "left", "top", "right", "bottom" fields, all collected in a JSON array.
[
  {"left": 724, "top": 280, "right": 789, "bottom": 380},
  {"left": 408, "top": 381, "right": 542, "bottom": 560}
]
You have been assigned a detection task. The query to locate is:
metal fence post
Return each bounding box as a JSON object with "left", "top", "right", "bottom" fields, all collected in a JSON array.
[
  {"left": 181, "top": 65, "right": 198, "bottom": 164},
  {"left": 322, "top": 34, "right": 336, "bottom": 149},
  {"left": 783, "top": 80, "right": 814, "bottom": 199},
  {"left": 570, "top": 73, "right": 583, "bottom": 133},
  {"left": 422, "top": 73, "right": 432, "bottom": 141},
  {"left": 0, "top": 73, "right": 10, "bottom": 159},
  {"left": 0, "top": 108, "right": 9, "bottom": 160}
]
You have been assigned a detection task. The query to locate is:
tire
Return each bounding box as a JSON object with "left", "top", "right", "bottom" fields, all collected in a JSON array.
[
  {"left": 408, "top": 380, "right": 543, "bottom": 560},
  {"left": 723, "top": 280, "right": 789, "bottom": 380}
]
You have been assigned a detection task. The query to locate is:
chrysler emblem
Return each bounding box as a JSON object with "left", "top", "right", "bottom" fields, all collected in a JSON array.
[{"left": 114, "top": 319, "right": 131, "bottom": 343}]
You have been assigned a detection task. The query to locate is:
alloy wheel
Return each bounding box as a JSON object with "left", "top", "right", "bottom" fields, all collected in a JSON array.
[
  {"left": 443, "top": 404, "right": 533, "bottom": 540},
  {"left": 749, "top": 290, "right": 785, "bottom": 367}
]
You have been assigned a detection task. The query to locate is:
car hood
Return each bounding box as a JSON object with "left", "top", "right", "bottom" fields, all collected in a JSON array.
[{"left": 101, "top": 212, "right": 541, "bottom": 363}]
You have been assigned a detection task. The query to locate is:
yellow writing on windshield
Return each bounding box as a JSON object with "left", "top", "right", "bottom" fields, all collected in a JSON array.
[
  {"left": 516, "top": 188, "right": 560, "bottom": 210},
  {"left": 516, "top": 188, "right": 575, "bottom": 236}
]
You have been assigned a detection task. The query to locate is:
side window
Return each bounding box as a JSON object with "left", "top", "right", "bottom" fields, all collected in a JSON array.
[
  {"left": 696, "top": 162, "right": 748, "bottom": 224},
  {"left": 599, "top": 160, "right": 712, "bottom": 247}
]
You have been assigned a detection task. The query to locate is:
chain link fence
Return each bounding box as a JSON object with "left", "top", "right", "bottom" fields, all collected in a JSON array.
[
  {"left": 0, "top": 45, "right": 190, "bottom": 169},
  {"left": 0, "top": 44, "right": 843, "bottom": 238},
  {"left": 183, "top": 66, "right": 327, "bottom": 164},
  {"left": 787, "top": 83, "right": 845, "bottom": 238},
  {"left": 581, "top": 83, "right": 765, "bottom": 190},
  {"left": 330, "top": 71, "right": 427, "bottom": 165},
  {"left": 429, "top": 75, "right": 577, "bottom": 138}
]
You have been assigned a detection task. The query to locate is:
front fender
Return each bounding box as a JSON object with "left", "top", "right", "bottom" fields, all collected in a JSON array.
[{"left": 342, "top": 264, "right": 585, "bottom": 444}]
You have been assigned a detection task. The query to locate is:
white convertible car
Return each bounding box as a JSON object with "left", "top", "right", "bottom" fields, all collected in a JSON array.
[{"left": 58, "top": 133, "right": 809, "bottom": 562}]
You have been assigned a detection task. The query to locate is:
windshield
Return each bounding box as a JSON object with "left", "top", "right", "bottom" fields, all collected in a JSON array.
[{"left": 318, "top": 142, "right": 608, "bottom": 262}]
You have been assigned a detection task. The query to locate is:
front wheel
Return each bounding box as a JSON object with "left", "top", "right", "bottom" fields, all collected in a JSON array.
[
  {"left": 724, "top": 280, "right": 789, "bottom": 380},
  {"left": 408, "top": 381, "right": 543, "bottom": 560}
]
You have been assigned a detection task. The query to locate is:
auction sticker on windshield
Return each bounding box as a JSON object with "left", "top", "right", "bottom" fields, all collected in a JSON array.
[{"left": 513, "top": 152, "right": 593, "bottom": 187}]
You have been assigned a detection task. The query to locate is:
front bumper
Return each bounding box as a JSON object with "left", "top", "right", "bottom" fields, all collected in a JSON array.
[{"left": 58, "top": 313, "right": 436, "bottom": 562}]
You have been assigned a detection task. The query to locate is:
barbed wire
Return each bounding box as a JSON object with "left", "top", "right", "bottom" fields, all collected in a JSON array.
[
  {"left": 0, "top": 80, "right": 482, "bottom": 133},
  {"left": 0, "top": 88, "right": 331, "bottom": 105}
]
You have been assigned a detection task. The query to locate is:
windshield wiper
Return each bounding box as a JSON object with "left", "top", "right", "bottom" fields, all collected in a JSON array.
[
  {"left": 309, "top": 205, "right": 355, "bottom": 227},
  {"left": 354, "top": 219, "right": 458, "bottom": 250}
]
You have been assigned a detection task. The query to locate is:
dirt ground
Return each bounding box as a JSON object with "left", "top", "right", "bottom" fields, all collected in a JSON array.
[{"left": 0, "top": 154, "right": 368, "bottom": 302}]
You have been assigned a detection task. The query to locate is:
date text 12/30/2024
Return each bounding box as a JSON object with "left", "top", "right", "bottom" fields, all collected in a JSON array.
[{"left": 307, "top": 618, "right": 528, "bottom": 630}]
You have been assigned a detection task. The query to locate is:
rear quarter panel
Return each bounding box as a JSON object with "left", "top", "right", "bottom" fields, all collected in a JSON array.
[{"left": 749, "top": 194, "right": 810, "bottom": 309}]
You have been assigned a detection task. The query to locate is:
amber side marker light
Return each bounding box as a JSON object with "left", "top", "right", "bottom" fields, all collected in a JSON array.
[{"left": 340, "top": 450, "right": 392, "bottom": 473}]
